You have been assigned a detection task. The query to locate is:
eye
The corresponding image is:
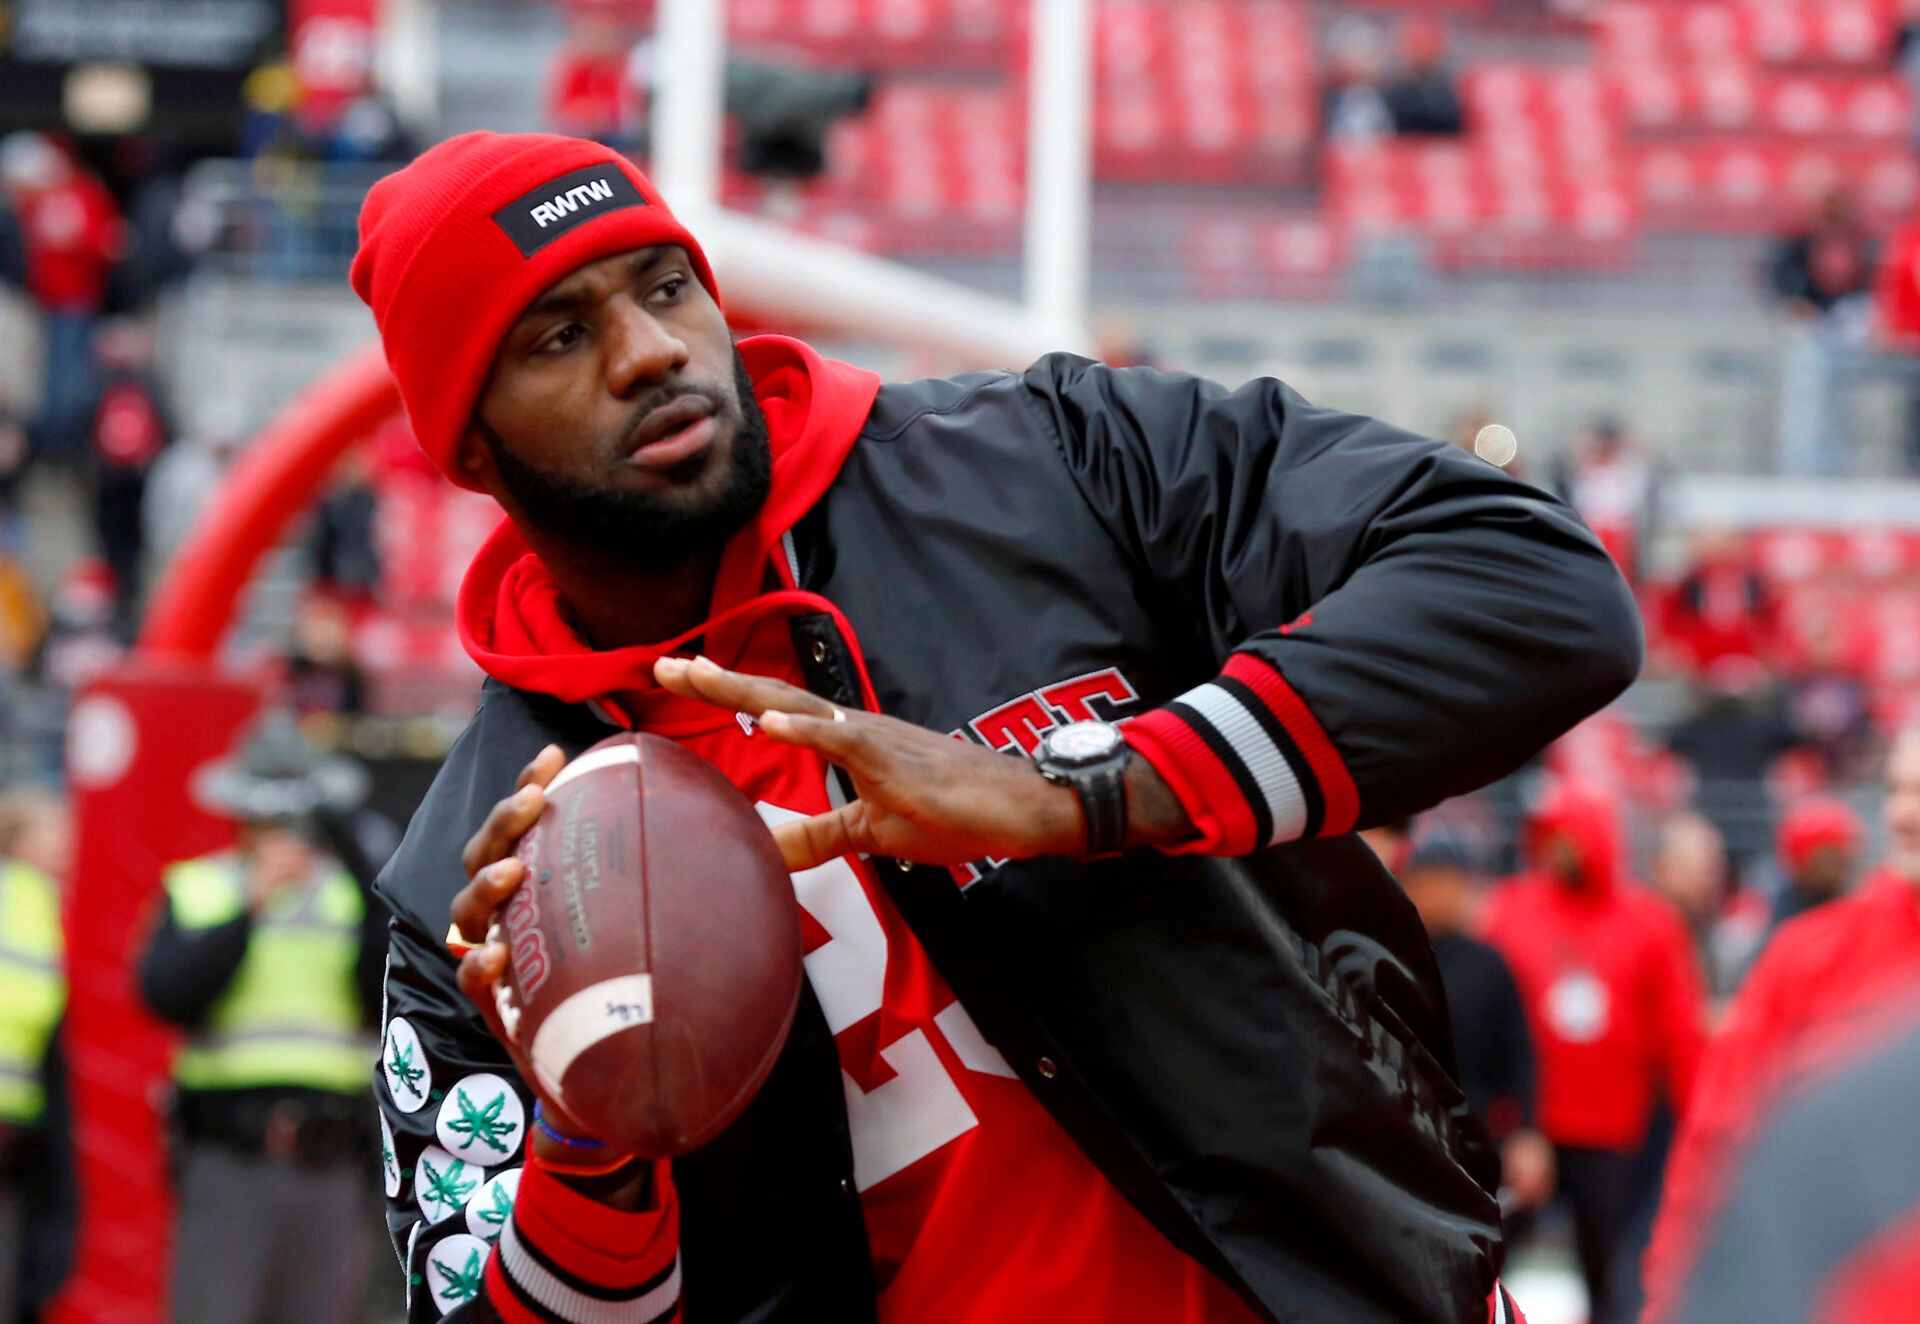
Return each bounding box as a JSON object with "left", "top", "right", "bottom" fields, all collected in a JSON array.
[
  {"left": 648, "top": 275, "right": 689, "bottom": 305},
  {"left": 536, "top": 323, "right": 585, "bottom": 355}
]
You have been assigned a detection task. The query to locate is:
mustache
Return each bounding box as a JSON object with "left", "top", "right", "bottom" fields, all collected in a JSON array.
[{"left": 617, "top": 382, "right": 731, "bottom": 451}]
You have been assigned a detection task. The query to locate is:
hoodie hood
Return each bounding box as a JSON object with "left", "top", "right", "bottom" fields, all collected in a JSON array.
[
  {"left": 1523, "top": 781, "right": 1623, "bottom": 898},
  {"left": 456, "top": 334, "right": 880, "bottom": 711}
]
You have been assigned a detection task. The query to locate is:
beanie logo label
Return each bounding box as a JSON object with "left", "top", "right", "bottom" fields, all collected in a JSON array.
[{"left": 492, "top": 165, "right": 647, "bottom": 257}]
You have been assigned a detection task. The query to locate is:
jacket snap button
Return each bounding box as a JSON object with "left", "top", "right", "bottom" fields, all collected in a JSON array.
[
  {"left": 839, "top": 1178, "right": 853, "bottom": 1195},
  {"left": 810, "top": 639, "right": 830, "bottom": 664},
  {"left": 1036, "top": 1057, "right": 1058, "bottom": 1080}
]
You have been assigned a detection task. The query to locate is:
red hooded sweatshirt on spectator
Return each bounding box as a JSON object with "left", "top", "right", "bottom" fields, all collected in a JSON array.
[
  {"left": 1640, "top": 868, "right": 1920, "bottom": 1323},
  {"left": 1480, "top": 783, "right": 1707, "bottom": 1153},
  {"left": 15, "top": 166, "right": 120, "bottom": 312}
]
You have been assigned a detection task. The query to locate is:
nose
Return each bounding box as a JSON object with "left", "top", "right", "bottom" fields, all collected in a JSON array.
[{"left": 604, "top": 294, "right": 689, "bottom": 398}]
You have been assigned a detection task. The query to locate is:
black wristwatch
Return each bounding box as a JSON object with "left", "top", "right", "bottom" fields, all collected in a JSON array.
[{"left": 1033, "top": 721, "right": 1132, "bottom": 861}]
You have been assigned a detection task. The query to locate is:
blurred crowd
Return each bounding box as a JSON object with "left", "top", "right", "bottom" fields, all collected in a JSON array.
[{"left": 1364, "top": 724, "right": 1920, "bottom": 1324}]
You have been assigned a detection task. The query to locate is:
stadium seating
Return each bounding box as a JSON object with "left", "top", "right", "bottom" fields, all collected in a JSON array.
[{"left": 707, "top": 0, "right": 1920, "bottom": 279}]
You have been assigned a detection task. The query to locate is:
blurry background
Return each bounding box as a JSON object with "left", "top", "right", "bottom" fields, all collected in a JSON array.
[{"left": 1, "top": 0, "right": 1919, "bottom": 1321}]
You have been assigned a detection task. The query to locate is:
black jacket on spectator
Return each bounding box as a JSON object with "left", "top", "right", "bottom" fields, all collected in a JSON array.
[{"left": 1432, "top": 932, "right": 1537, "bottom": 1140}]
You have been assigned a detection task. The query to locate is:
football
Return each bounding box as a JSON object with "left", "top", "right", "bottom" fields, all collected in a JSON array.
[{"left": 501, "top": 732, "right": 803, "bottom": 1157}]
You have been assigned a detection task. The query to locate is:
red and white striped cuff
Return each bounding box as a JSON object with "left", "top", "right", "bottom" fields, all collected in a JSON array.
[
  {"left": 1124, "top": 653, "right": 1358, "bottom": 857},
  {"left": 484, "top": 1159, "right": 681, "bottom": 1323}
]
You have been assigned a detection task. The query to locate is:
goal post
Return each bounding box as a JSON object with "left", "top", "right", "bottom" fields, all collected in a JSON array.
[{"left": 651, "top": 0, "right": 1094, "bottom": 366}]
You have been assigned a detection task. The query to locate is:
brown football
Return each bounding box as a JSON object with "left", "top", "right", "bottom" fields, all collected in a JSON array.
[{"left": 501, "top": 732, "right": 802, "bottom": 1157}]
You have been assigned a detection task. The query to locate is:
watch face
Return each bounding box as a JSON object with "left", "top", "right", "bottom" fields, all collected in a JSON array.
[{"left": 1048, "top": 721, "right": 1123, "bottom": 763}]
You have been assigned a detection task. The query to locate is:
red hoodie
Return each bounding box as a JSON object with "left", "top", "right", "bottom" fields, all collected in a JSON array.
[
  {"left": 457, "top": 336, "right": 1259, "bottom": 1324},
  {"left": 1480, "top": 783, "right": 1707, "bottom": 1153},
  {"left": 16, "top": 169, "right": 121, "bottom": 312},
  {"left": 1641, "top": 868, "right": 1920, "bottom": 1324}
]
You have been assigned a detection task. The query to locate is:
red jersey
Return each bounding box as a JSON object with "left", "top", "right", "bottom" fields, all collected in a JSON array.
[
  {"left": 600, "top": 616, "right": 1260, "bottom": 1322},
  {"left": 459, "top": 336, "right": 1503, "bottom": 1323}
]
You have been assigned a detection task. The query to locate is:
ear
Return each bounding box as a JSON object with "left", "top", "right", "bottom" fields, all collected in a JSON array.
[{"left": 456, "top": 426, "right": 495, "bottom": 485}]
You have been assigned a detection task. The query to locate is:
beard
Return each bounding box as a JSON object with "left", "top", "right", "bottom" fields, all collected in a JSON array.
[{"left": 479, "top": 352, "right": 772, "bottom": 571}]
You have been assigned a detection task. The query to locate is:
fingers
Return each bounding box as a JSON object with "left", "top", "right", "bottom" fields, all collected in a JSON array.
[
  {"left": 516, "top": 744, "right": 567, "bottom": 793},
  {"left": 456, "top": 940, "right": 513, "bottom": 1042},
  {"left": 462, "top": 781, "right": 547, "bottom": 879},
  {"left": 654, "top": 656, "right": 838, "bottom": 721},
  {"left": 451, "top": 857, "right": 526, "bottom": 944},
  {"left": 757, "top": 709, "right": 867, "bottom": 761},
  {"left": 456, "top": 940, "right": 507, "bottom": 999},
  {"left": 771, "top": 806, "right": 865, "bottom": 873}
]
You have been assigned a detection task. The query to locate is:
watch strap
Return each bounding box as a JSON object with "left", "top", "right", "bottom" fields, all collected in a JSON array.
[{"left": 1073, "top": 757, "right": 1130, "bottom": 861}]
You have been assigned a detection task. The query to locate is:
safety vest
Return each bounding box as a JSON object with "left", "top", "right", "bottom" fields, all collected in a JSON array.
[
  {"left": 166, "top": 854, "right": 372, "bottom": 1095},
  {"left": 0, "top": 860, "right": 65, "bottom": 1125}
]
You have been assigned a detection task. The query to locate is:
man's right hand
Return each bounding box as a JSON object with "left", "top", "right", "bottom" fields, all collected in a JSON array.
[{"left": 450, "top": 744, "right": 652, "bottom": 1202}]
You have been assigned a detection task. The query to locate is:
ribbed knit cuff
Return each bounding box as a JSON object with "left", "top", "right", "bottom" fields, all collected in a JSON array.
[
  {"left": 484, "top": 1157, "right": 680, "bottom": 1323},
  {"left": 1123, "top": 652, "right": 1359, "bottom": 857}
]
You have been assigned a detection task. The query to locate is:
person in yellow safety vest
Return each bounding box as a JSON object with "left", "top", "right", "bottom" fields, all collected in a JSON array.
[
  {"left": 0, "top": 787, "right": 75, "bottom": 1324},
  {"left": 137, "top": 713, "right": 386, "bottom": 1324}
]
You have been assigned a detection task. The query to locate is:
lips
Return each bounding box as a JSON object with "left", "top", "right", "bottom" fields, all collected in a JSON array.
[
  {"left": 620, "top": 395, "right": 721, "bottom": 473},
  {"left": 624, "top": 395, "right": 717, "bottom": 457}
]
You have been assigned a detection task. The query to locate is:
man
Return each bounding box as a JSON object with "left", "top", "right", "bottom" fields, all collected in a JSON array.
[
  {"left": 1646, "top": 812, "right": 1744, "bottom": 1001},
  {"left": 1641, "top": 727, "right": 1920, "bottom": 1323},
  {"left": 1480, "top": 782, "right": 1707, "bottom": 1324},
  {"left": 1381, "top": 15, "right": 1464, "bottom": 136},
  {"left": 137, "top": 714, "right": 384, "bottom": 1324},
  {"left": 356, "top": 132, "right": 1639, "bottom": 1323},
  {"left": 1399, "top": 820, "right": 1553, "bottom": 1216},
  {"left": 1551, "top": 417, "right": 1658, "bottom": 588},
  {"left": 83, "top": 318, "right": 171, "bottom": 621},
  {"left": 0, "top": 133, "right": 121, "bottom": 463},
  {"left": 1771, "top": 188, "right": 1875, "bottom": 476},
  {"left": 0, "top": 788, "right": 73, "bottom": 1321},
  {"left": 1769, "top": 793, "right": 1863, "bottom": 931}
]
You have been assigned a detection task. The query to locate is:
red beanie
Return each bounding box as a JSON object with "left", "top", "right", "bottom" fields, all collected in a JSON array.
[
  {"left": 1778, "top": 795, "right": 1863, "bottom": 874},
  {"left": 350, "top": 132, "right": 719, "bottom": 489}
]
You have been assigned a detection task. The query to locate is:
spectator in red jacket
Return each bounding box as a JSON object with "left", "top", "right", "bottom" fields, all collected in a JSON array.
[
  {"left": 1641, "top": 727, "right": 1920, "bottom": 1323},
  {"left": 0, "top": 133, "right": 122, "bottom": 464},
  {"left": 545, "top": 13, "right": 635, "bottom": 146},
  {"left": 1771, "top": 794, "right": 1864, "bottom": 932},
  {"left": 1657, "top": 526, "right": 1780, "bottom": 678},
  {"left": 1482, "top": 781, "right": 1708, "bottom": 1324}
]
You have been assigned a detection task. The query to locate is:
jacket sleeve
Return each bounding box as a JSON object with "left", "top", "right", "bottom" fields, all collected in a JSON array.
[
  {"left": 135, "top": 904, "right": 250, "bottom": 1029},
  {"left": 1023, "top": 356, "right": 1643, "bottom": 853},
  {"left": 378, "top": 910, "right": 682, "bottom": 1323}
]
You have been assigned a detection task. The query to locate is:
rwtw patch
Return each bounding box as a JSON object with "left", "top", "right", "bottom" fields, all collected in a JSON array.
[{"left": 492, "top": 164, "right": 647, "bottom": 257}]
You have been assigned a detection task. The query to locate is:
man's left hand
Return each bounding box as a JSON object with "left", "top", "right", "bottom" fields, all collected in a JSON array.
[{"left": 653, "top": 656, "right": 1191, "bottom": 871}]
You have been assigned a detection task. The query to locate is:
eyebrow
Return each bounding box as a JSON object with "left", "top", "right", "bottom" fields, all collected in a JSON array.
[{"left": 515, "top": 247, "right": 675, "bottom": 326}]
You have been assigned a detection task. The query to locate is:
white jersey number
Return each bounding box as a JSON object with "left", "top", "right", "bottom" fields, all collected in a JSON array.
[{"left": 755, "top": 802, "right": 1015, "bottom": 1190}]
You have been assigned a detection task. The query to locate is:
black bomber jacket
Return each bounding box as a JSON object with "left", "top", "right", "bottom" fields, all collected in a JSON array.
[{"left": 375, "top": 355, "right": 1641, "bottom": 1323}]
